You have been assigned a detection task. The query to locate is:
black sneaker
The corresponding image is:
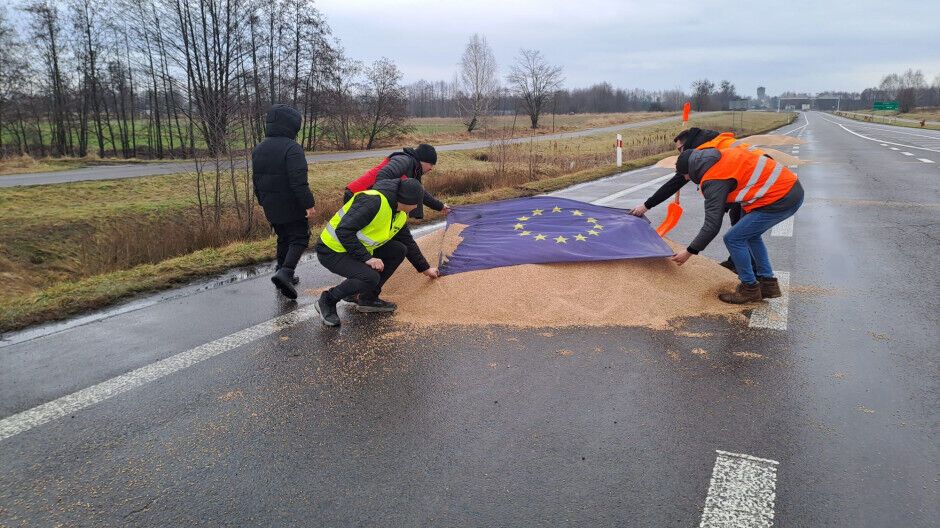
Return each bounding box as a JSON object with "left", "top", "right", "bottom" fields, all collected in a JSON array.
[
  {"left": 315, "top": 292, "right": 341, "bottom": 326},
  {"left": 271, "top": 268, "right": 298, "bottom": 299},
  {"left": 341, "top": 294, "right": 359, "bottom": 304},
  {"left": 355, "top": 298, "right": 397, "bottom": 313},
  {"left": 719, "top": 258, "right": 736, "bottom": 273}
]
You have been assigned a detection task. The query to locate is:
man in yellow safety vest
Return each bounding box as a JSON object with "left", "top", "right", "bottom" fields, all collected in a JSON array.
[{"left": 314, "top": 178, "right": 440, "bottom": 326}]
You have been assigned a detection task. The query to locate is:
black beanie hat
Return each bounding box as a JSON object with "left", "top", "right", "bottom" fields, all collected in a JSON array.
[
  {"left": 397, "top": 178, "right": 424, "bottom": 205},
  {"left": 415, "top": 143, "right": 437, "bottom": 165}
]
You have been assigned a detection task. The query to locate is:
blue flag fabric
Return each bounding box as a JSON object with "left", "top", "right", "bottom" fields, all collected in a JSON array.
[{"left": 439, "top": 196, "right": 673, "bottom": 275}]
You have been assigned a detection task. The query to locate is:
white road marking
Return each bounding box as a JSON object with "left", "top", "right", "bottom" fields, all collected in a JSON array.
[
  {"left": 591, "top": 173, "right": 675, "bottom": 205},
  {"left": 817, "top": 115, "right": 940, "bottom": 153},
  {"left": 749, "top": 271, "right": 790, "bottom": 330},
  {"left": 890, "top": 147, "right": 900, "bottom": 151},
  {"left": 699, "top": 450, "right": 779, "bottom": 528},
  {"left": 771, "top": 216, "right": 794, "bottom": 237},
  {"left": 880, "top": 143, "right": 888, "bottom": 146},
  {"left": 918, "top": 158, "right": 935, "bottom": 163},
  {"left": 0, "top": 306, "right": 318, "bottom": 441},
  {"left": 901, "top": 152, "right": 914, "bottom": 156}
]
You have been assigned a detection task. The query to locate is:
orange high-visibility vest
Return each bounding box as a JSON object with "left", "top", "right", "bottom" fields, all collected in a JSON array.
[
  {"left": 699, "top": 146, "right": 798, "bottom": 212},
  {"left": 696, "top": 132, "right": 765, "bottom": 156}
]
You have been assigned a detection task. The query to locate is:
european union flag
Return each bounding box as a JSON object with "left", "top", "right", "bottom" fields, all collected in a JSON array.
[{"left": 440, "top": 196, "right": 673, "bottom": 275}]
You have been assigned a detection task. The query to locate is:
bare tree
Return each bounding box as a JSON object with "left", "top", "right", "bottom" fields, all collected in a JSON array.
[
  {"left": 23, "top": 1, "right": 72, "bottom": 156},
  {"left": 456, "top": 33, "right": 497, "bottom": 132},
  {"left": 507, "top": 49, "right": 563, "bottom": 129},
  {"left": 359, "top": 57, "right": 410, "bottom": 149},
  {"left": 691, "top": 79, "right": 714, "bottom": 111},
  {"left": 0, "top": 8, "right": 29, "bottom": 157}
]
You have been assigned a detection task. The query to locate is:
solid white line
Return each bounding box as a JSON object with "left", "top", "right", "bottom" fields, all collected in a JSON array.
[
  {"left": 771, "top": 216, "right": 794, "bottom": 237},
  {"left": 699, "top": 450, "right": 779, "bottom": 528},
  {"left": 918, "top": 158, "right": 935, "bottom": 163},
  {"left": 0, "top": 306, "right": 318, "bottom": 441},
  {"left": 591, "top": 173, "right": 675, "bottom": 205},
  {"left": 749, "top": 271, "right": 790, "bottom": 330}
]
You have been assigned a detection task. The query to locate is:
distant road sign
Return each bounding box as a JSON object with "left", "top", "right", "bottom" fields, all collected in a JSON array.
[{"left": 873, "top": 101, "right": 899, "bottom": 111}]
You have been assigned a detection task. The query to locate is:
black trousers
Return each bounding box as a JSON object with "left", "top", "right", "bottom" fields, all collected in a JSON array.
[
  {"left": 273, "top": 218, "right": 310, "bottom": 272},
  {"left": 317, "top": 240, "right": 407, "bottom": 302}
]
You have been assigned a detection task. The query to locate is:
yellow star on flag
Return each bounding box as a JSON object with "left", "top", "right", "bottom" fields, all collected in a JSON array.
[
  {"left": 593, "top": 224, "right": 604, "bottom": 230},
  {"left": 517, "top": 216, "right": 530, "bottom": 221},
  {"left": 532, "top": 209, "right": 543, "bottom": 215},
  {"left": 554, "top": 235, "right": 568, "bottom": 243},
  {"left": 571, "top": 210, "right": 584, "bottom": 216},
  {"left": 588, "top": 230, "right": 600, "bottom": 236},
  {"left": 534, "top": 234, "right": 547, "bottom": 240},
  {"left": 587, "top": 217, "right": 598, "bottom": 223},
  {"left": 574, "top": 234, "right": 587, "bottom": 241},
  {"left": 514, "top": 223, "right": 525, "bottom": 230},
  {"left": 552, "top": 206, "right": 563, "bottom": 213},
  {"left": 518, "top": 230, "right": 532, "bottom": 236}
]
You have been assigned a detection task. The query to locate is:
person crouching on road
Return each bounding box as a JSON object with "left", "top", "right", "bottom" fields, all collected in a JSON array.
[
  {"left": 669, "top": 143, "right": 804, "bottom": 304},
  {"left": 344, "top": 143, "right": 451, "bottom": 219},
  {"left": 314, "top": 178, "right": 440, "bottom": 326},
  {"left": 252, "top": 104, "right": 315, "bottom": 300}
]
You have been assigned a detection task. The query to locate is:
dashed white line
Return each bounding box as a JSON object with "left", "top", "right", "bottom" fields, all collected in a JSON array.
[
  {"left": 771, "top": 216, "right": 794, "bottom": 237},
  {"left": 880, "top": 143, "right": 888, "bottom": 146},
  {"left": 917, "top": 158, "right": 935, "bottom": 164},
  {"left": 901, "top": 152, "right": 914, "bottom": 156},
  {"left": 818, "top": 115, "right": 940, "bottom": 153},
  {"left": 699, "top": 450, "right": 779, "bottom": 528},
  {"left": 749, "top": 271, "right": 790, "bottom": 330},
  {"left": 0, "top": 306, "right": 318, "bottom": 441},
  {"left": 890, "top": 147, "right": 900, "bottom": 151}
]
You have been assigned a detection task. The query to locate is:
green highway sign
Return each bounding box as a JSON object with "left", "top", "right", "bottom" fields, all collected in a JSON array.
[{"left": 873, "top": 101, "right": 899, "bottom": 111}]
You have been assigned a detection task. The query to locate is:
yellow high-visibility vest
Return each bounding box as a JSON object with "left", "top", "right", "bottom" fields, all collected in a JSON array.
[{"left": 319, "top": 190, "right": 408, "bottom": 254}]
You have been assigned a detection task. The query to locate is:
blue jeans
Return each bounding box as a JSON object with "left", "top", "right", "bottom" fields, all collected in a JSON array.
[{"left": 723, "top": 197, "right": 803, "bottom": 284}]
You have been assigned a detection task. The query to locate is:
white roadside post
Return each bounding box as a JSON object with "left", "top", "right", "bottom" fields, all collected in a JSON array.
[{"left": 616, "top": 134, "right": 623, "bottom": 167}]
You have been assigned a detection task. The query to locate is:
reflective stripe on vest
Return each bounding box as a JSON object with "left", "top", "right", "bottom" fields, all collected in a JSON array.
[
  {"left": 319, "top": 190, "right": 408, "bottom": 254},
  {"left": 699, "top": 146, "right": 798, "bottom": 212}
]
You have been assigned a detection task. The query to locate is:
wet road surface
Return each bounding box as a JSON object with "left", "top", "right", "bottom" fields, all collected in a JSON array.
[
  {"left": 1, "top": 112, "right": 937, "bottom": 526},
  {"left": 0, "top": 115, "right": 682, "bottom": 188}
]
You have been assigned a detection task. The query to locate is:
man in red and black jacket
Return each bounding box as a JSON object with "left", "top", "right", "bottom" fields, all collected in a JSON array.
[{"left": 344, "top": 143, "right": 450, "bottom": 219}]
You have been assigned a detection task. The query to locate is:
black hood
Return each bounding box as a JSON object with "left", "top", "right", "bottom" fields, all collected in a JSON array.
[
  {"left": 682, "top": 128, "right": 720, "bottom": 151},
  {"left": 398, "top": 148, "right": 424, "bottom": 176},
  {"left": 265, "top": 104, "right": 302, "bottom": 139},
  {"left": 372, "top": 178, "right": 400, "bottom": 206}
]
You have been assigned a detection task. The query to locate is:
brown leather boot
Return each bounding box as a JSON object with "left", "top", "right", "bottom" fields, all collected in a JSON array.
[
  {"left": 758, "top": 277, "right": 782, "bottom": 299},
  {"left": 718, "top": 282, "right": 763, "bottom": 304}
]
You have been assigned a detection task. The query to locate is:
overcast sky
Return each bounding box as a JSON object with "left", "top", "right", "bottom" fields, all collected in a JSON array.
[{"left": 316, "top": 0, "right": 940, "bottom": 96}]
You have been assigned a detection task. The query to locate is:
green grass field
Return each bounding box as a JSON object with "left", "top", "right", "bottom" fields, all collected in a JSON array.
[
  {"left": 0, "top": 111, "right": 794, "bottom": 332},
  {"left": 1, "top": 112, "right": 674, "bottom": 176}
]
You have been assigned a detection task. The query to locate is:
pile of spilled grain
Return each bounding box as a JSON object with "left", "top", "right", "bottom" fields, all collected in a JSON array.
[{"left": 377, "top": 228, "right": 745, "bottom": 329}]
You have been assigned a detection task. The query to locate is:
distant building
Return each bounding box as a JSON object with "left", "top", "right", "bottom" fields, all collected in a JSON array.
[{"left": 757, "top": 86, "right": 766, "bottom": 101}]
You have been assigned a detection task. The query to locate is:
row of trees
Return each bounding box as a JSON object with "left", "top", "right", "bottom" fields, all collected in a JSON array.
[{"left": 0, "top": 0, "right": 416, "bottom": 160}]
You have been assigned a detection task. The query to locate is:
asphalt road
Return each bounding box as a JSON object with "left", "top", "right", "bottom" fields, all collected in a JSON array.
[
  {"left": 1, "top": 112, "right": 937, "bottom": 526},
  {"left": 0, "top": 115, "right": 682, "bottom": 188}
]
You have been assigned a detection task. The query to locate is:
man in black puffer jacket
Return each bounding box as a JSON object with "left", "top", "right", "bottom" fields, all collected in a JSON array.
[{"left": 252, "top": 104, "right": 315, "bottom": 299}]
